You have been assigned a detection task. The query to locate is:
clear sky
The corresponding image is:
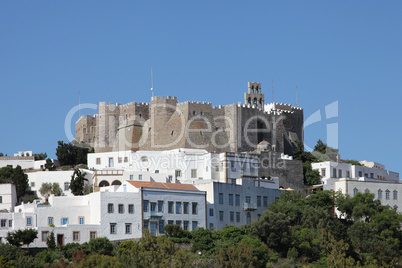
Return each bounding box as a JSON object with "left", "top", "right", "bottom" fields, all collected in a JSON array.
[{"left": 1, "top": 1, "right": 401, "bottom": 174}]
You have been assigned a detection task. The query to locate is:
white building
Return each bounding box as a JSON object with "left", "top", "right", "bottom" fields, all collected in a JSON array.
[
  {"left": 0, "top": 184, "right": 17, "bottom": 212},
  {"left": 0, "top": 181, "right": 206, "bottom": 246},
  {"left": 27, "top": 170, "right": 94, "bottom": 200},
  {"left": 0, "top": 151, "right": 58, "bottom": 170}
]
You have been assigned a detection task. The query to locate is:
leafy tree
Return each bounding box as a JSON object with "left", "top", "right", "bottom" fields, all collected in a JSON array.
[
  {"left": 33, "top": 152, "right": 47, "bottom": 160},
  {"left": 312, "top": 139, "right": 339, "bottom": 162},
  {"left": 44, "top": 158, "right": 56, "bottom": 171},
  {"left": 47, "top": 232, "right": 56, "bottom": 250},
  {"left": 6, "top": 229, "right": 38, "bottom": 247},
  {"left": 314, "top": 139, "right": 326, "bottom": 154},
  {"left": 0, "top": 165, "right": 29, "bottom": 202},
  {"left": 70, "top": 168, "right": 88, "bottom": 196},
  {"left": 88, "top": 237, "right": 114, "bottom": 256},
  {"left": 293, "top": 141, "right": 321, "bottom": 185},
  {"left": 56, "top": 140, "right": 93, "bottom": 166},
  {"left": 39, "top": 182, "right": 63, "bottom": 201}
]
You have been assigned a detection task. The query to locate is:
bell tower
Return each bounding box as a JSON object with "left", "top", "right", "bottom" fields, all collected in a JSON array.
[{"left": 244, "top": 82, "right": 264, "bottom": 109}]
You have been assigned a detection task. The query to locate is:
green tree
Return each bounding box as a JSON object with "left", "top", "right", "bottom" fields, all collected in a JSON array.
[
  {"left": 70, "top": 169, "right": 88, "bottom": 196},
  {"left": 88, "top": 237, "right": 114, "bottom": 256},
  {"left": 33, "top": 152, "right": 47, "bottom": 160},
  {"left": 56, "top": 140, "right": 93, "bottom": 166},
  {"left": 6, "top": 229, "right": 38, "bottom": 247},
  {"left": 47, "top": 232, "right": 56, "bottom": 250},
  {"left": 39, "top": 182, "right": 63, "bottom": 201},
  {"left": 44, "top": 158, "right": 56, "bottom": 171},
  {"left": 0, "top": 165, "right": 29, "bottom": 202}
]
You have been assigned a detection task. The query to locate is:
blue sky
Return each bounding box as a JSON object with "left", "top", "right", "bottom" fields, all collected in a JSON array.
[{"left": 1, "top": 1, "right": 401, "bottom": 174}]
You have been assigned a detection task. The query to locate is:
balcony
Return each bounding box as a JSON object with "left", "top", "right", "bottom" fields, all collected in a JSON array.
[
  {"left": 144, "top": 211, "right": 163, "bottom": 219},
  {"left": 243, "top": 202, "right": 257, "bottom": 211}
]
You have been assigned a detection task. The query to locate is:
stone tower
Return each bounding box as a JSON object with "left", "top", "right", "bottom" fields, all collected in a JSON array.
[{"left": 244, "top": 82, "right": 264, "bottom": 109}]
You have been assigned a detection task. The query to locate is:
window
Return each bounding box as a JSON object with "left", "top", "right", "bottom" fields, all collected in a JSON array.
[
  {"left": 333, "top": 168, "right": 337, "bottom": 178},
  {"left": 176, "top": 220, "right": 181, "bottom": 227},
  {"left": 124, "top": 157, "right": 128, "bottom": 163},
  {"left": 257, "top": 196, "right": 261, "bottom": 207},
  {"left": 230, "top": 212, "right": 234, "bottom": 222},
  {"left": 41, "top": 231, "right": 49, "bottom": 241},
  {"left": 90, "top": 231, "right": 97, "bottom": 239},
  {"left": 183, "top": 202, "right": 189, "bottom": 214},
  {"left": 157, "top": 201, "right": 163, "bottom": 212},
  {"left": 192, "top": 221, "right": 198, "bottom": 230},
  {"left": 150, "top": 202, "right": 156, "bottom": 212},
  {"left": 31, "top": 182, "right": 35, "bottom": 187},
  {"left": 96, "top": 158, "right": 101, "bottom": 165},
  {"left": 143, "top": 200, "right": 149, "bottom": 212},
  {"left": 8, "top": 220, "right": 12, "bottom": 227},
  {"left": 168, "top": 201, "right": 174, "bottom": 213},
  {"left": 176, "top": 202, "right": 182, "bottom": 214},
  {"left": 321, "top": 168, "right": 326, "bottom": 177},
  {"left": 246, "top": 196, "right": 251, "bottom": 204},
  {"left": 79, "top": 217, "right": 84, "bottom": 224},
  {"left": 73, "top": 231, "right": 80, "bottom": 241},
  {"left": 236, "top": 212, "right": 240, "bottom": 222},
  {"left": 129, "top": 174, "right": 133, "bottom": 180},
  {"left": 231, "top": 161, "right": 236, "bottom": 172},
  {"left": 358, "top": 171, "right": 363, "bottom": 177},
  {"left": 235, "top": 195, "right": 240, "bottom": 206},
  {"left": 168, "top": 220, "right": 174, "bottom": 225},
  {"left": 346, "top": 171, "right": 350, "bottom": 178},
  {"left": 338, "top": 169, "right": 342, "bottom": 178},
  {"left": 139, "top": 174, "right": 143, "bottom": 180},
  {"left": 144, "top": 220, "right": 149, "bottom": 229},
  {"left": 219, "top": 211, "right": 224, "bottom": 221},
  {"left": 126, "top": 205, "right": 133, "bottom": 214},
  {"left": 118, "top": 204, "right": 124, "bottom": 214},
  {"left": 394, "top": 191, "right": 398, "bottom": 200},
  {"left": 247, "top": 212, "right": 251, "bottom": 224},
  {"left": 0, "top": 196, "right": 2, "bottom": 203},
  {"left": 183, "top": 221, "right": 189, "bottom": 231},
  {"left": 219, "top": 193, "right": 223, "bottom": 204},
  {"left": 229, "top": 194, "right": 233, "bottom": 205},
  {"left": 209, "top": 223, "right": 214, "bottom": 229},
  {"left": 386, "top": 190, "right": 390, "bottom": 200},
  {"left": 61, "top": 218, "right": 68, "bottom": 225},
  {"left": 378, "top": 189, "right": 383, "bottom": 199},
  {"left": 192, "top": 202, "right": 198, "bottom": 214},
  {"left": 26, "top": 217, "right": 32, "bottom": 226},
  {"left": 168, "top": 175, "right": 173, "bottom": 182},
  {"left": 108, "top": 203, "right": 114, "bottom": 213},
  {"left": 125, "top": 223, "right": 132, "bottom": 234},
  {"left": 110, "top": 223, "right": 116, "bottom": 234},
  {"left": 48, "top": 217, "right": 54, "bottom": 225},
  {"left": 365, "top": 173, "right": 368, "bottom": 178},
  {"left": 263, "top": 196, "right": 268, "bottom": 207},
  {"left": 353, "top": 188, "right": 358, "bottom": 197},
  {"left": 191, "top": 169, "right": 197, "bottom": 178},
  {"left": 108, "top": 157, "right": 114, "bottom": 167},
  {"left": 64, "top": 182, "right": 70, "bottom": 191},
  {"left": 370, "top": 173, "right": 374, "bottom": 178},
  {"left": 159, "top": 221, "right": 165, "bottom": 234},
  {"left": 155, "top": 170, "right": 159, "bottom": 173},
  {"left": 209, "top": 208, "right": 214, "bottom": 216},
  {"left": 175, "top": 170, "right": 182, "bottom": 178},
  {"left": 118, "top": 157, "right": 122, "bottom": 163},
  {"left": 1, "top": 219, "right": 6, "bottom": 228}
]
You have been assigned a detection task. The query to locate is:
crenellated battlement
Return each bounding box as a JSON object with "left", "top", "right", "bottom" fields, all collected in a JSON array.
[{"left": 152, "top": 96, "right": 178, "bottom": 101}]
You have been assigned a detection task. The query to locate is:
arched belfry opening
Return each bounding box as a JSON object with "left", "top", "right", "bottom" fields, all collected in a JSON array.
[{"left": 244, "top": 82, "right": 264, "bottom": 110}]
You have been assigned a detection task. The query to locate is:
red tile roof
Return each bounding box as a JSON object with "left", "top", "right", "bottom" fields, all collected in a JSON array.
[{"left": 127, "top": 181, "right": 199, "bottom": 191}]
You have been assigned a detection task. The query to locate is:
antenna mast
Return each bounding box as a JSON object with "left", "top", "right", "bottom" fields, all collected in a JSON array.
[
  {"left": 296, "top": 85, "right": 298, "bottom": 107},
  {"left": 79, "top": 90, "right": 81, "bottom": 117},
  {"left": 272, "top": 79, "right": 274, "bottom": 103},
  {"left": 150, "top": 68, "right": 154, "bottom": 98}
]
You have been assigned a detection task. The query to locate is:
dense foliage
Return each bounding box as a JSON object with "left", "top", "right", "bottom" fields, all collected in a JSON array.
[
  {"left": 33, "top": 153, "right": 47, "bottom": 161},
  {"left": 55, "top": 141, "right": 93, "bottom": 166},
  {"left": 0, "top": 165, "right": 29, "bottom": 202},
  {"left": 69, "top": 169, "right": 88, "bottom": 196},
  {"left": 39, "top": 182, "right": 62, "bottom": 201},
  {"left": 2, "top": 191, "right": 402, "bottom": 267}
]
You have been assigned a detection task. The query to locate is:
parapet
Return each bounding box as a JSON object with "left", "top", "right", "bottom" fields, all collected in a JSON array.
[{"left": 152, "top": 96, "right": 178, "bottom": 101}]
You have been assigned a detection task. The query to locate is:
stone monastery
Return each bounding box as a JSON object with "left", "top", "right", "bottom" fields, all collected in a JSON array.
[{"left": 75, "top": 82, "right": 304, "bottom": 156}]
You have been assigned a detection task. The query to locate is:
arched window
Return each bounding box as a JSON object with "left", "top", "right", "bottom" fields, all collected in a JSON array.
[
  {"left": 378, "top": 189, "right": 382, "bottom": 199},
  {"left": 111, "top": 180, "right": 122, "bottom": 186},
  {"left": 353, "top": 188, "right": 358, "bottom": 197},
  {"left": 99, "top": 181, "right": 110, "bottom": 187},
  {"left": 393, "top": 190, "right": 398, "bottom": 200},
  {"left": 364, "top": 188, "right": 370, "bottom": 193},
  {"left": 253, "top": 98, "right": 257, "bottom": 106},
  {"left": 255, "top": 88, "right": 259, "bottom": 94},
  {"left": 386, "top": 190, "right": 390, "bottom": 200}
]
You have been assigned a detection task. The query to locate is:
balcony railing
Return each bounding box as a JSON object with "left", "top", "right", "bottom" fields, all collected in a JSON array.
[
  {"left": 144, "top": 211, "right": 164, "bottom": 219},
  {"left": 243, "top": 202, "right": 257, "bottom": 211}
]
